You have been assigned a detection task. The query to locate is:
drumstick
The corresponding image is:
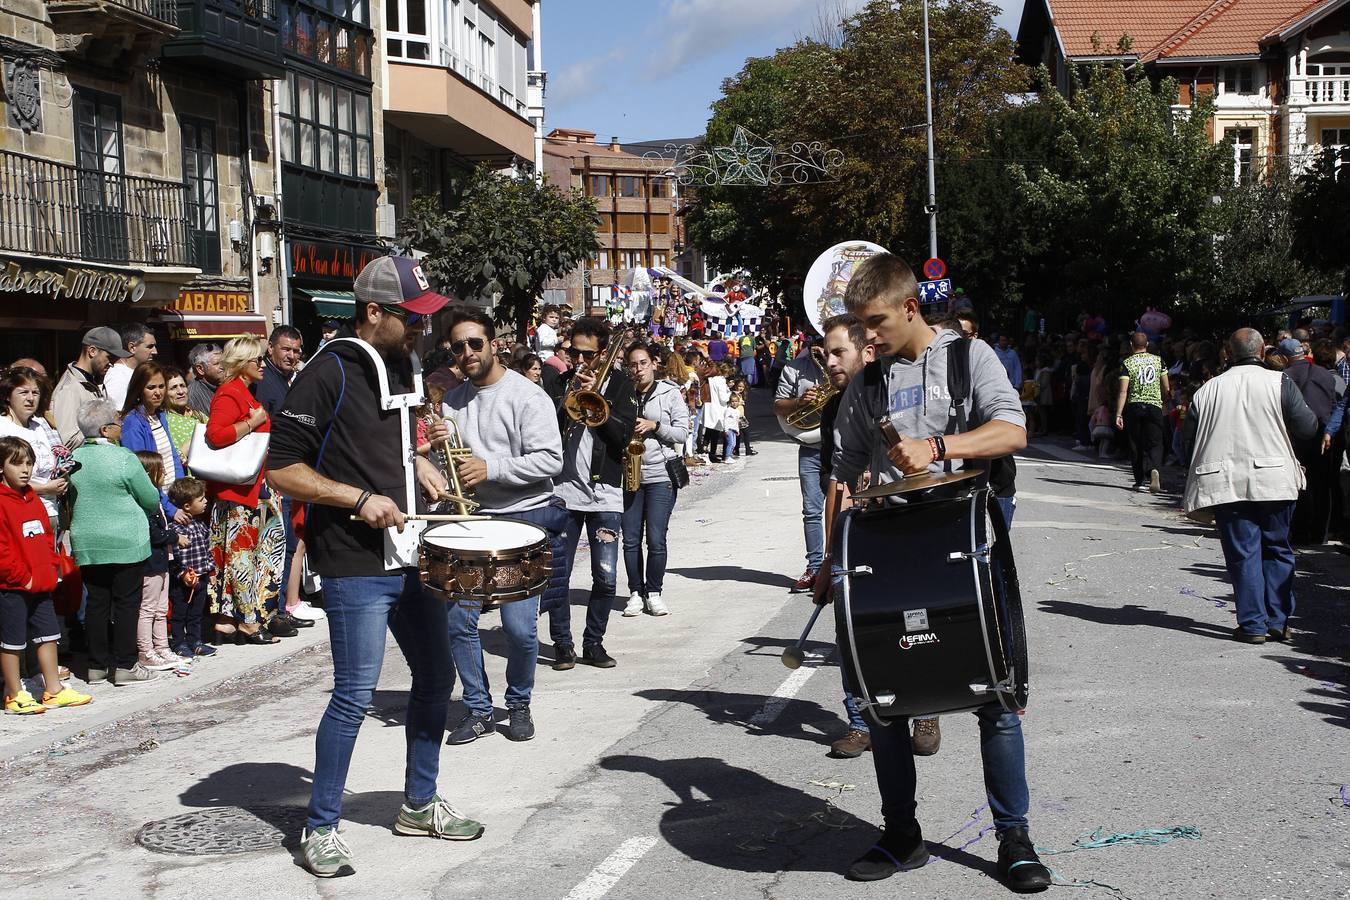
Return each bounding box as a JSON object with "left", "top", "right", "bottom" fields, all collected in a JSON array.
[
  {"left": 348, "top": 514, "right": 490, "bottom": 523},
  {"left": 781, "top": 603, "right": 827, "bottom": 670}
]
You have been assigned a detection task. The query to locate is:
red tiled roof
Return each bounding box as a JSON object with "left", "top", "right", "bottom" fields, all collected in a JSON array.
[
  {"left": 1044, "top": 0, "right": 1214, "bottom": 58},
  {"left": 1043, "top": 0, "right": 1337, "bottom": 61}
]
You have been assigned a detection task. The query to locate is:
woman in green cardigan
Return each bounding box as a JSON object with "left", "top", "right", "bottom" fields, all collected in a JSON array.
[{"left": 68, "top": 397, "right": 163, "bottom": 687}]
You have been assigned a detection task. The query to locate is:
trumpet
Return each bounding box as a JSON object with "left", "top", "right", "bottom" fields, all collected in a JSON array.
[
  {"left": 785, "top": 347, "right": 837, "bottom": 430},
  {"left": 563, "top": 336, "right": 627, "bottom": 428},
  {"left": 625, "top": 427, "right": 645, "bottom": 493},
  {"left": 422, "top": 406, "right": 480, "bottom": 516}
]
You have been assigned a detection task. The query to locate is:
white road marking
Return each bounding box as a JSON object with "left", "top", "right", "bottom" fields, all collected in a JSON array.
[
  {"left": 563, "top": 836, "right": 659, "bottom": 900},
  {"left": 1015, "top": 520, "right": 1145, "bottom": 532},
  {"left": 1015, "top": 456, "right": 1126, "bottom": 471},
  {"left": 748, "top": 663, "right": 818, "bottom": 728}
]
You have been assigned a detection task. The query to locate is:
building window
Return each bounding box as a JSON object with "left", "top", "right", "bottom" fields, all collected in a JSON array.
[
  {"left": 181, "top": 118, "right": 221, "bottom": 274},
  {"left": 387, "top": 0, "right": 430, "bottom": 61},
  {"left": 479, "top": 32, "right": 494, "bottom": 91},
  {"left": 652, "top": 252, "right": 667, "bottom": 268},
  {"left": 284, "top": 1, "right": 372, "bottom": 77},
  {"left": 1224, "top": 127, "right": 1255, "bottom": 184},
  {"left": 75, "top": 90, "right": 127, "bottom": 263},
  {"left": 617, "top": 175, "right": 641, "bottom": 198},
  {"left": 596, "top": 213, "right": 613, "bottom": 233},
  {"left": 588, "top": 174, "right": 612, "bottom": 197},
  {"left": 1220, "top": 66, "right": 1256, "bottom": 96},
  {"left": 620, "top": 250, "right": 643, "bottom": 269},
  {"left": 594, "top": 249, "right": 610, "bottom": 269},
  {"left": 650, "top": 214, "right": 670, "bottom": 234},
  {"left": 1307, "top": 61, "right": 1350, "bottom": 103},
  {"left": 650, "top": 177, "right": 669, "bottom": 198},
  {"left": 616, "top": 213, "right": 644, "bottom": 233},
  {"left": 279, "top": 72, "right": 374, "bottom": 180}
]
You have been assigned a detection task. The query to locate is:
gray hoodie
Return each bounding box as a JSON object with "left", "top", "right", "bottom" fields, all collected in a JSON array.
[
  {"left": 833, "top": 328, "right": 1024, "bottom": 490},
  {"left": 634, "top": 379, "right": 691, "bottom": 486}
]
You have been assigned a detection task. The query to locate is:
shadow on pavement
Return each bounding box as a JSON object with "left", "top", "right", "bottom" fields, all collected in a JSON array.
[
  {"left": 635, "top": 687, "right": 841, "bottom": 746},
  {"left": 667, "top": 565, "right": 796, "bottom": 589},
  {"left": 738, "top": 634, "right": 836, "bottom": 662},
  {"left": 1037, "top": 600, "right": 1234, "bottom": 641}
]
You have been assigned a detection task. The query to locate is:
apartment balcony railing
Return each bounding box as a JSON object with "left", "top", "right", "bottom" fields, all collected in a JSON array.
[
  {"left": 0, "top": 150, "right": 196, "bottom": 268},
  {"left": 46, "top": 0, "right": 179, "bottom": 33},
  {"left": 1303, "top": 74, "right": 1350, "bottom": 104}
]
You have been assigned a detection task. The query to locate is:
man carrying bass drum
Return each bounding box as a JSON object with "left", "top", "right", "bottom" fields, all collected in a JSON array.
[{"left": 829, "top": 253, "right": 1052, "bottom": 893}]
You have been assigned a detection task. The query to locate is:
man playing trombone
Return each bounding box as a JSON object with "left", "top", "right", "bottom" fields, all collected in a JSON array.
[{"left": 440, "top": 309, "right": 566, "bottom": 745}]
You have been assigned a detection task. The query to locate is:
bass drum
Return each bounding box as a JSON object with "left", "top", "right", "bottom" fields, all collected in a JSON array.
[{"left": 836, "top": 483, "right": 1028, "bottom": 727}]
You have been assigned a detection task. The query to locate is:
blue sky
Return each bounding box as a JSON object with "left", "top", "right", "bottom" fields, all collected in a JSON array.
[{"left": 542, "top": 0, "right": 1026, "bottom": 143}]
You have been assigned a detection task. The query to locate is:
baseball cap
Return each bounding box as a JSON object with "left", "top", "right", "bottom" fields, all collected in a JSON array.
[
  {"left": 354, "top": 256, "right": 453, "bottom": 316},
  {"left": 81, "top": 326, "right": 131, "bottom": 358},
  {"left": 1277, "top": 338, "right": 1303, "bottom": 356}
]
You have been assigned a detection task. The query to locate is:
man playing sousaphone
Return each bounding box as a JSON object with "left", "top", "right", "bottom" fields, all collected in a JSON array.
[
  {"left": 773, "top": 336, "right": 829, "bottom": 593},
  {"left": 828, "top": 253, "right": 1051, "bottom": 892}
]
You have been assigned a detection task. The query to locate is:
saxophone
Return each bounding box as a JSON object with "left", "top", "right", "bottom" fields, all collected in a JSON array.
[{"left": 625, "top": 427, "right": 645, "bottom": 493}]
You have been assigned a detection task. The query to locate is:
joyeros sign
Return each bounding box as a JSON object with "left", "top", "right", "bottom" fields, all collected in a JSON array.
[{"left": 0, "top": 259, "right": 146, "bottom": 304}]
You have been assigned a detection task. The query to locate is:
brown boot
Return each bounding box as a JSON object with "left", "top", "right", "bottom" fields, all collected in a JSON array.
[
  {"left": 911, "top": 717, "right": 941, "bottom": 756},
  {"left": 830, "top": 729, "right": 871, "bottom": 758}
]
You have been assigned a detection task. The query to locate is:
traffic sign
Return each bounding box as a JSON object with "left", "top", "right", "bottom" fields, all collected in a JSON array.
[
  {"left": 922, "top": 258, "right": 946, "bottom": 281},
  {"left": 918, "top": 279, "right": 952, "bottom": 305}
]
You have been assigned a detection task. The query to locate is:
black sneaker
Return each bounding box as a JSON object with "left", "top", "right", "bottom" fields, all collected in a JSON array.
[
  {"left": 846, "top": 823, "right": 929, "bottom": 881},
  {"left": 277, "top": 611, "right": 315, "bottom": 629},
  {"left": 267, "top": 617, "right": 299, "bottom": 638},
  {"left": 552, "top": 644, "right": 577, "bottom": 671},
  {"left": 446, "top": 712, "right": 493, "bottom": 745},
  {"left": 996, "top": 826, "right": 1051, "bottom": 893},
  {"left": 582, "top": 644, "right": 616, "bottom": 668},
  {"left": 506, "top": 707, "right": 535, "bottom": 741}
]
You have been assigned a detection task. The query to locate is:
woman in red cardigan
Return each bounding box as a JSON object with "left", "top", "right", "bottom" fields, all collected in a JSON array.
[{"left": 205, "top": 336, "right": 289, "bottom": 644}]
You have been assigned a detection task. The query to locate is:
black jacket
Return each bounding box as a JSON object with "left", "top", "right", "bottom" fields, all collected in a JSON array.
[
  {"left": 268, "top": 340, "right": 419, "bottom": 578},
  {"left": 252, "top": 357, "right": 293, "bottom": 416},
  {"left": 558, "top": 367, "right": 639, "bottom": 489},
  {"left": 144, "top": 508, "right": 174, "bottom": 576},
  {"left": 1284, "top": 359, "right": 1336, "bottom": 428}
]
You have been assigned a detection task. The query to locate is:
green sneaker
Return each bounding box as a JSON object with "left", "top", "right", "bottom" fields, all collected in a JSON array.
[
  {"left": 393, "top": 795, "right": 485, "bottom": 841},
  {"left": 300, "top": 826, "right": 355, "bottom": 878}
]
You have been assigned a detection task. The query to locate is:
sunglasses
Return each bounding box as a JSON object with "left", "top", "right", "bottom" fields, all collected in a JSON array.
[
  {"left": 450, "top": 337, "right": 487, "bottom": 355},
  {"left": 568, "top": 348, "right": 598, "bottom": 361},
  {"left": 379, "top": 304, "right": 423, "bottom": 326}
]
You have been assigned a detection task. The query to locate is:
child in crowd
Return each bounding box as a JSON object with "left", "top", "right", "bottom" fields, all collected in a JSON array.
[
  {"left": 167, "top": 477, "right": 216, "bottom": 660},
  {"left": 1034, "top": 352, "right": 1055, "bottom": 436},
  {"left": 134, "top": 451, "right": 186, "bottom": 672},
  {"left": 724, "top": 389, "right": 746, "bottom": 460},
  {"left": 1019, "top": 376, "right": 1040, "bottom": 435},
  {"left": 0, "top": 436, "right": 91, "bottom": 713}
]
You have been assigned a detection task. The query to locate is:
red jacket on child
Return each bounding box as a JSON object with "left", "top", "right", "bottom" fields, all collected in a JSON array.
[{"left": 0, "top": 481, "right": 59, "bottom": 593}]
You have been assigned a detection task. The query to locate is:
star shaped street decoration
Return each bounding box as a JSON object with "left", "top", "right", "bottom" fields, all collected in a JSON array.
[{"left": 644, "top": 126, "right": 844, "bottom": 188}]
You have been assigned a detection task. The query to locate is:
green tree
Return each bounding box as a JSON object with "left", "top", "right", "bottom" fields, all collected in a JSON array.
[
  {"left": 685, "top": 0, "right": 1022, "bottom": 315},
  {"left": 399, "top": 168, "right": 599, "bottom": 330},
  {"left": 1010, "top": 63, "right": 1231, "bottom": 328},
  {"left": 1292, "top": 149, "right": 1350, "bottom": 298}
]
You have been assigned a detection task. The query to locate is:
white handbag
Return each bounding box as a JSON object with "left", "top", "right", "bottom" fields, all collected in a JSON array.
[{"left": 186, "top": 422, "right": 268, "bottom": 485}]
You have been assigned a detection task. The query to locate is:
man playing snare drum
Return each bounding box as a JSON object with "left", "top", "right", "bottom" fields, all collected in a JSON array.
[
  {"left": 440, "top": 309, "right": 566, "bottom": 746},
  {"left": 829, "top": 253, "right": 1051, "bottom": 893}
]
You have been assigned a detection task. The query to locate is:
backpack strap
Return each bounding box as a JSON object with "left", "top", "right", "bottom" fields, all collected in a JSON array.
[{"left": 946, "top": 337, "right": 971, "bottom": 436}]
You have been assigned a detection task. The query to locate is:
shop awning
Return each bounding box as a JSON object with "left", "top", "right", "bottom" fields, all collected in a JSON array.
[
  {"left": 298, "top": 289, "right": 357, "bottom": 318},
  {"left": 153, "top": 312, "right": 268, "bottom": 341}
]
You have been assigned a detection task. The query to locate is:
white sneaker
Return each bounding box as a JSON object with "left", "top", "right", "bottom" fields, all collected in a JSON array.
[
  {"left": 645, "top": 593, "right": 669, "bottom": 616},
  {"left": 622, "top": 593, "right": 644, "bottom": 617},
  {"left": 290, "top": 601, "right": 327, "bottom": 622},
  {"left": 141, "top": 653, "right": 177, "bottom": 672}
]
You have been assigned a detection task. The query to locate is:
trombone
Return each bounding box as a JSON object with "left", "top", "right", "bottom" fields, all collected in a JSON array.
[{"left": 563, "top": 336, "right": 627, "bottom": 428}]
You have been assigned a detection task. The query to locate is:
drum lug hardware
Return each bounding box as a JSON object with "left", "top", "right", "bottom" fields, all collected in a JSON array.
[
  {"left": 872, "top": 692, "right": 896, "bottom": 708},
  {"left": 840, "top": 566, "right": 873, "bottom": 578},
  {"left": 948, "top": 550, "right": 990, "bottom": 564}
]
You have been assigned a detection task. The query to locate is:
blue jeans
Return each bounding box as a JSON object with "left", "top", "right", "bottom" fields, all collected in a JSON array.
[
  {"left": 1214, "top": 500, "right": 1296, "bottom": 635},
  {"left": 622, "top": 482, "right": 676, "bottom": 597},
  {"left": 740, "top": 356, "right": 757, "bottom": 385},
  {"left": 831, "top": 565, "right": 869, "bottom": 733},
  {"left": 511, "top": 498, "right": 571, "bottom": 620},
  {"left": 996, "top": 495, "right": 1016, "bottom": 530},
  {"left": 798, "top": 445, "right": 825, "bottom": 571},
  {"left": 870, "top": 703, "right": 1030, "bottom": 832},
  {"left": 724, "top": 430, "right": 739, "bottom": 458},
  {"left": 549, "top": 510, "right": 622, "bottom": 649},
  {"left": 447, "top": 594, "right": 539, "bottom": 716},
  {"left": 279, "top": 496, "right": 298, "bottom": 607},
  {"left": 307, "top": 573, "right": 452, "bottom": 830}
]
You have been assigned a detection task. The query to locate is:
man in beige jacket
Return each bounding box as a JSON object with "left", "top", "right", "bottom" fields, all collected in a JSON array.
[{"left": 1183, "top": 328, "right": 1318, "bottom": 644}]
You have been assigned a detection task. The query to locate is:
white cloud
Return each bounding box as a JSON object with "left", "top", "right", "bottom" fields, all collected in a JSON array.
[
  {"left": 649, "top": 0, "right": 868, "bottom": 76},
  {"left": 552, "top": 47, "right": 630, "bottom": 108}
]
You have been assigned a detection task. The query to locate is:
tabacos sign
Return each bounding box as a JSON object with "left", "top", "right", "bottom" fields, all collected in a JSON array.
[
  {"left": 0, "top": 259, "right": 145, "bottom": 304},
  {"left": 174, "top": 289, "right": 251, "bottom": 314},
  {"left": 289, "top": 239, "right": 381, "bottom": 283}
]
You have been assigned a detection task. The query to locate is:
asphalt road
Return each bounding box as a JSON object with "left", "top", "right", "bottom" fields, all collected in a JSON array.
[{"left": 1, "top": 394, "right": 1347, "bottom": 900}]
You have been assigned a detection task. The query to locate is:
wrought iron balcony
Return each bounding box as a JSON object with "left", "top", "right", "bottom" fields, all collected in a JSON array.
[
  {"left": 161, "top": 0, "right": 285, "bottom": 79},
  {"left": 0, "top": 149, "right": 197, "bottom": 268},
  {"left": 47, "top": 0, "right": 179, "bottom": 34}
]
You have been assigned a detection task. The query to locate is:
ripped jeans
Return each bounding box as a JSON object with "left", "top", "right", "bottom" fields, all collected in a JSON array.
[{"left": 547, "top": 510, "right": 623, "bottom": 650}]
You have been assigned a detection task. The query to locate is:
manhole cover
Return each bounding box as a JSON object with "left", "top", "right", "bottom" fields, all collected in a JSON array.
[
  {"left": 137, "top": 806, "right": 306, "bottom": 855},
  {"left": 760, "top": 476, "right": 796, "bottom": 482}
]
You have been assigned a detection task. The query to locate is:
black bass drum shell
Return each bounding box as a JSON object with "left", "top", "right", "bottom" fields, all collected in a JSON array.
[{"left": 836, "top": 486, "right": 1028, "bottom": 727}]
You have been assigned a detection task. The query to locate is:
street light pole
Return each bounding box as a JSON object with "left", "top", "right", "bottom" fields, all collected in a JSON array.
[{"left": 921, "top": 0, "right": 938, "bottom": 260}]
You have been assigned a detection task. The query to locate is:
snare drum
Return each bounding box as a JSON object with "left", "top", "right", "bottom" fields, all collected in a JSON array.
[
  {"left": 836, "top": 481, "right": 1029, "bottom": 726},
  {"left": 419, "top": 519, "right": 552, "bottom": 609}
]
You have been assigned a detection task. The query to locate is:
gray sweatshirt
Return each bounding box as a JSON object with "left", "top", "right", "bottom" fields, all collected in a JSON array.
[
  {"left": 833, "top": 328, "right": 1025, "bottom": 490},
  {"left": 634, "top": 379, "right": 691, "bottom": 486},
  {"left": 441, "top": 368, "right": 563, "bottom": 514}
]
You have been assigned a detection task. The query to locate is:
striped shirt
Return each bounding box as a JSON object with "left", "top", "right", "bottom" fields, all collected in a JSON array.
[{"left": 148, "top": 415, "right": 177, "bottom": 489}]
